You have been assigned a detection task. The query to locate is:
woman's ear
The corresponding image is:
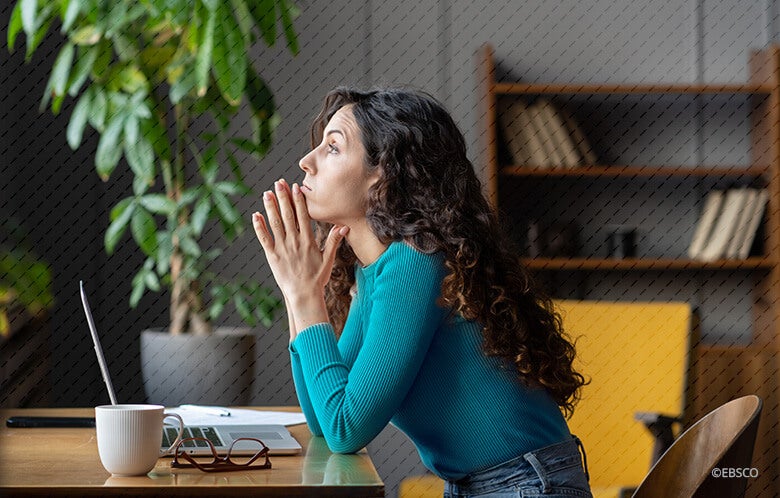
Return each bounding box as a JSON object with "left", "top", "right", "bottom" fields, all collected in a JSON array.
[{"left": 366, "top": 167, "right": 382, "bottom": 190}]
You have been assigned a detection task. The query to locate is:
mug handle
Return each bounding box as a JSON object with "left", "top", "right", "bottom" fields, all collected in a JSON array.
[{"left": 160, "top": 412, "right": 185, "bottom": 456}]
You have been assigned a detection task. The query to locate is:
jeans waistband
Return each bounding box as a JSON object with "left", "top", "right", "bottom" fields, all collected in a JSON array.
[{"left": 449, "top": 435, "right": 589, "bottom": 495}]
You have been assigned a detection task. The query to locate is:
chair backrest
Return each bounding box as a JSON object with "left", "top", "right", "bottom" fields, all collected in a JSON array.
[
  {"left": 555, "top": 300, "right": 692, "bottom": 490},
  {"left": 632, "top": 394, "right": 762, "bottom": 498}
]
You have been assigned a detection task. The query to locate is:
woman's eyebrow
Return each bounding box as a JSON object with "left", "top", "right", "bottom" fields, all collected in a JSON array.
[{"left": 325, "top": 129, "right": 347, "bottom": 143}]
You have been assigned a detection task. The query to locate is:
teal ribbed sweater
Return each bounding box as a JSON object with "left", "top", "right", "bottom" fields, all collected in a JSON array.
[{"left": 289, "top": 240, "right": 571, "bottom": 480}]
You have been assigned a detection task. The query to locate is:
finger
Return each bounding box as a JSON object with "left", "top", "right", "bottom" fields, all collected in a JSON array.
[
  {"left": 322, "top": 224, "right": 349, "bottom": 267},
  {"left": 263, "top": 190, "right": 286, "bottom": 241},
  {"left": 291, "top": 183, "right": 313, "bottom": 241},
  {"left": 275, "top": 179, "right": 299, "bottom": 234},
  {"left": 252, "top": 212, "right": 275, "bottom": 251}
]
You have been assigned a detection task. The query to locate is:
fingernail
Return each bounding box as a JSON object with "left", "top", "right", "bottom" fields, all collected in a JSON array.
[
  {"left": 339, "top": 226, "right": 350, "bottom": 236},
  {"left": 293, "top": 183, "right": 300, "bottom": 195},
  {"left": 280, "top": 178, "right": 288, "bottom": 185},
  {"left": 263, "top": 191, "right": 271, "bottom": 201}
]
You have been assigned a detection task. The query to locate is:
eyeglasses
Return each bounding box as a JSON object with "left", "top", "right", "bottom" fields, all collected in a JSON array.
[{"left": 171, "top": 437, "right": 272, "bottom": 473}]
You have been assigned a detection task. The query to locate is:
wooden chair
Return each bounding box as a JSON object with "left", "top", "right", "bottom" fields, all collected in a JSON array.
[{"left": 632, "top": 394, "right": 762, "bottom": 498}]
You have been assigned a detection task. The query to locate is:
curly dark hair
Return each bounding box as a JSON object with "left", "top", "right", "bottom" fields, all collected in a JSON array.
[{"left": 307, "top": 86, "right": 587, "bottom": 418}]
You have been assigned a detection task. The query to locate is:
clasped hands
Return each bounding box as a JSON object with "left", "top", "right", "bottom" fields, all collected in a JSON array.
[{"left": 251, "top": 178, "right": 349, "bottom": 312}]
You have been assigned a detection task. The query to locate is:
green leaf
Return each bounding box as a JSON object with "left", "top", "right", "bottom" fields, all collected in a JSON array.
[
  {"left": 214, "top": 181, "right": 246, "bottom": 196},
  {"left": 200, "top": 157, "right": 219, "bottom": 184},
  {"left": 40, "top": 43, "right": 74, "bottom": 112},
  {"left": 71, "top": 25, "right": 102, "bottom": 45},
  {"left": 234, "top": 293, "right": 253, "bottom": 324},
  {"left": 130, "top": 270, "right": 146, "bottom": 307},
  {"left": 141, "top": 114, "right": 171, "bottom": 161},
  {"left": 201, "top": 0, "right": 219, "bottom": 11},
  {"left": 8, "top": 2, "right": 23, "bottom": 52},
  {"left": 90, "top": 39, "right": 112, "bottom": 79},
  {"left": 195, "top": 7, "right": 216, "bottom": 97},
  {"left": 104, "top": 2, "right": 129, "bottom": 38},
  {"left": 95, "top": 114, "right": 125, "bottom": 180},
  {"left": 20, "top": 0, "right": 36, "bottom": 42},
  {"left": 278, "top": 0, "right": 299, "bottom": 55},
  {"left": 139, "top": 194, "right": 176, "bottom": 215},
  {"left": 178, "top": 187, "right": 201, "bottom": 206},
  {"left": 169, "top": 62, "right": 196, "bottom": 104},
  {"left": 229, "top": 0, "right": 252, "bottom": 46},
  {"left": 179, "top": 235, "right": 201, "bottom": 257},
  {"left": 124, "top": 114, "right": 139, "bottom": 144},
  {"left": 110, "top": 197, "right": 134, "bottom": 221},
  {"left": 67, "top": 45, "right": 98, "bottom": 96},
  {"left": 211, "top": 190, "right": 240, "bottom": 225},
  {"left": 26, "top": 14, "right": 53, "bottom": 61},
  {"left": 66, "top": 89, "right": 92, "bottom": 149},
  {"left": 105, "top": 199, "right": 136, "bottom": 254},
  {"left": 225, "top": 150, "right": 248, "bottom": 187},
  {"left": 212, "top": 5, "right": 246, "bottom": 106},
  {"left": 246, "top": 66, "right": 274, "bottom": 119},
  {"left": 230, "top": 137, "right": 262, "bottom": 157},
  {"left": 61, "top": 0, "right": 81, "bottom": 33},
  {"left": 156, "top": 231, "right": 172, "bottom": 275},
  {"left": 88, "top": 88, "right": 107, "bottom": 129},
  {"left": 144, "top": 269, "right": 160, "bottom": 292},
  {"left": 132, "top": 174, "right": 149, "bottom": 196},
  {"left": 191, "top": 196, "right": 210, "bottom": 236},
  {"left": 51, "top": 92, "right": 65, "bottom": 114},
  {"left": 131, "top": 208, "right": 158, "bottom": 257},
  {"left": 249, "top": 0, "right": 275, "bottom": 46},
  {"left": 125, "top": 137, "right": 155, "bottom": 184}
]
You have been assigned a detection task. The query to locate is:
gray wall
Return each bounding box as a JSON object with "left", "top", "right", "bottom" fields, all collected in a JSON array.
[{"left": 2, "top": 1, "right": 777, "bottom": 496}]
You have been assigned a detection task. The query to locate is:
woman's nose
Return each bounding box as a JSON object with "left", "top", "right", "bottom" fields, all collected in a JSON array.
[{"left": 299, "top": 150, "right": 314, "bottom": 174}]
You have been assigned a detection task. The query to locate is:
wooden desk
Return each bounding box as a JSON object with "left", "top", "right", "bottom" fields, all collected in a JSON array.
[{"left": 0, "top": 407, "right": 384, "bottom": 497}]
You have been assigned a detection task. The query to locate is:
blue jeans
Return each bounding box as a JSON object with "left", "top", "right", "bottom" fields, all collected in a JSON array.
[{"left": 444, "top": 435, "right": 592, "bottom": 498}]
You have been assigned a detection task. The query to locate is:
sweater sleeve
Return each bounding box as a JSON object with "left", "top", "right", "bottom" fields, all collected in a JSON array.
[
  {"left": 289, "top": 294, "right": 363, "bottom": 437},
  {"left": 289, "top": 343, "right": 323, "bottom": 436},
  {"left": 291, "top": 246, "right": 447, "bottom": 453}
]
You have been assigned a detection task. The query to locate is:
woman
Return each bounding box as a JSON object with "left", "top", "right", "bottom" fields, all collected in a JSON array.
[{"left": 252, "top": 86, "right": 592, "bottom": 497}]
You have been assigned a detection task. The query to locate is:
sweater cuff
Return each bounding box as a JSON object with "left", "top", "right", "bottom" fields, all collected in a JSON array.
[{"left": 293, "top": 322, "right": 339, "bottom": 354}]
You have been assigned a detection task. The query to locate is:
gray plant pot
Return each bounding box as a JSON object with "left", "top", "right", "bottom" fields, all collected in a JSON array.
[{"left": 140, "top": 327, "right": 255, "bottom": 406}]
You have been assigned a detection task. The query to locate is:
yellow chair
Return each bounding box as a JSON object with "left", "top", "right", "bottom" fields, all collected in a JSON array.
[
  {"left": 399, "top": 300, "right": 692, "bottom": 498},
  {"left": 559, "top": 300, "right": 692, "bottom": 498}
]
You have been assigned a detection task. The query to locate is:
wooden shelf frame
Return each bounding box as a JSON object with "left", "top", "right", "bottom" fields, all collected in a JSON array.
[
  {"left": 479, "top": 43, "right": 780, "bottom": 498},
  {"left": 521, "top": 257, "right": 776, "bottom": 271},
  {"left": 493, "top": 82, "right": 774, "bottom": 95},
  {"left": 500, "top": 165, "right": 770, "bottom": 177}
]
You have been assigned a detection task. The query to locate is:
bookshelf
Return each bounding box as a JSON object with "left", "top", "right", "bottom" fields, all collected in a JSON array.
[{"left": 479, "top": 43, "right": 780, "bottom": 498}]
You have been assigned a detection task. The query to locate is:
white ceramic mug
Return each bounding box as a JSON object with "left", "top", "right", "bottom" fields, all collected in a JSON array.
[{"left": 95, "top": 404, "right": 184, "bottom": 476}]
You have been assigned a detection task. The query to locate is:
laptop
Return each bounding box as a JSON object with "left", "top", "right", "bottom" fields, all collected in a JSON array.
[{"left": 79, "top": 281, "right": 302, "bottom": 456}]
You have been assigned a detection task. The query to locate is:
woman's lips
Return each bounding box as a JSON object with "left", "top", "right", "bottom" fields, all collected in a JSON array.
[{"left": 302, "top": 183, "right": 313, "bottom": 192}]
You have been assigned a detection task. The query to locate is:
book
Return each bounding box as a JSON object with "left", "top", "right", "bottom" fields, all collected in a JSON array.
[
  {"left": 736, "top": 189, "right": 769, "bottom": 259},
  {"left": 725, "top": 189, "right": 759, "bottom": 258},
  {"left": 528, "top": 101, "right": 564, "bottom": 167},
  {"left": 688, "top": 190, "right": 724, "bottom": 259},
  {"left": 500, "top": 100, "right": 549, "bottom": 167},
  {"left": 558, "top": 107, "right": 598, "bottom": 165},
  {"left": 498, "top": 101, "right": 534, "bottom": 166},
  {"left": 537, "top": 99, "right": 581, "bottom": 168},
  {"left": 698, "top": 188, "right": 750, "bottom": 262}
]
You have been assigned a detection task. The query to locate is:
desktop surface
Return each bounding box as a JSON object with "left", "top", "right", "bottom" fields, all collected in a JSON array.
[{"left": 0, "top": 406, "right": 384, "bottom": 497}]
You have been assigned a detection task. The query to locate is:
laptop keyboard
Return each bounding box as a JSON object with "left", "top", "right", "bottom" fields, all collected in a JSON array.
[{"left": 162, "top": 427, "right": 223, "bottom": 448}]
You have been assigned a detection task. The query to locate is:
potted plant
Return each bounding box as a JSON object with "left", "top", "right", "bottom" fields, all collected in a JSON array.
[
  {"left": 0, "top": 217, "right": 55, "bottom": 406},
  {"left": 7, "top": 0, "right": 298, "bottom": 404},
  {"left": 0, "top": 218, "right": 54, "bottom": 339}
]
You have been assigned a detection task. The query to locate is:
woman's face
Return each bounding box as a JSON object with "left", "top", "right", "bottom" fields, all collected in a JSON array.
[{"left": 298, "top": 105, "right": 379, "bottom": 225}]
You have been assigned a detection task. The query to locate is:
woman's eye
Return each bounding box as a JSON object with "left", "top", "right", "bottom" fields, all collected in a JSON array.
[{"left": 327, "top": 143, "right": 338, "bottom": 154}]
